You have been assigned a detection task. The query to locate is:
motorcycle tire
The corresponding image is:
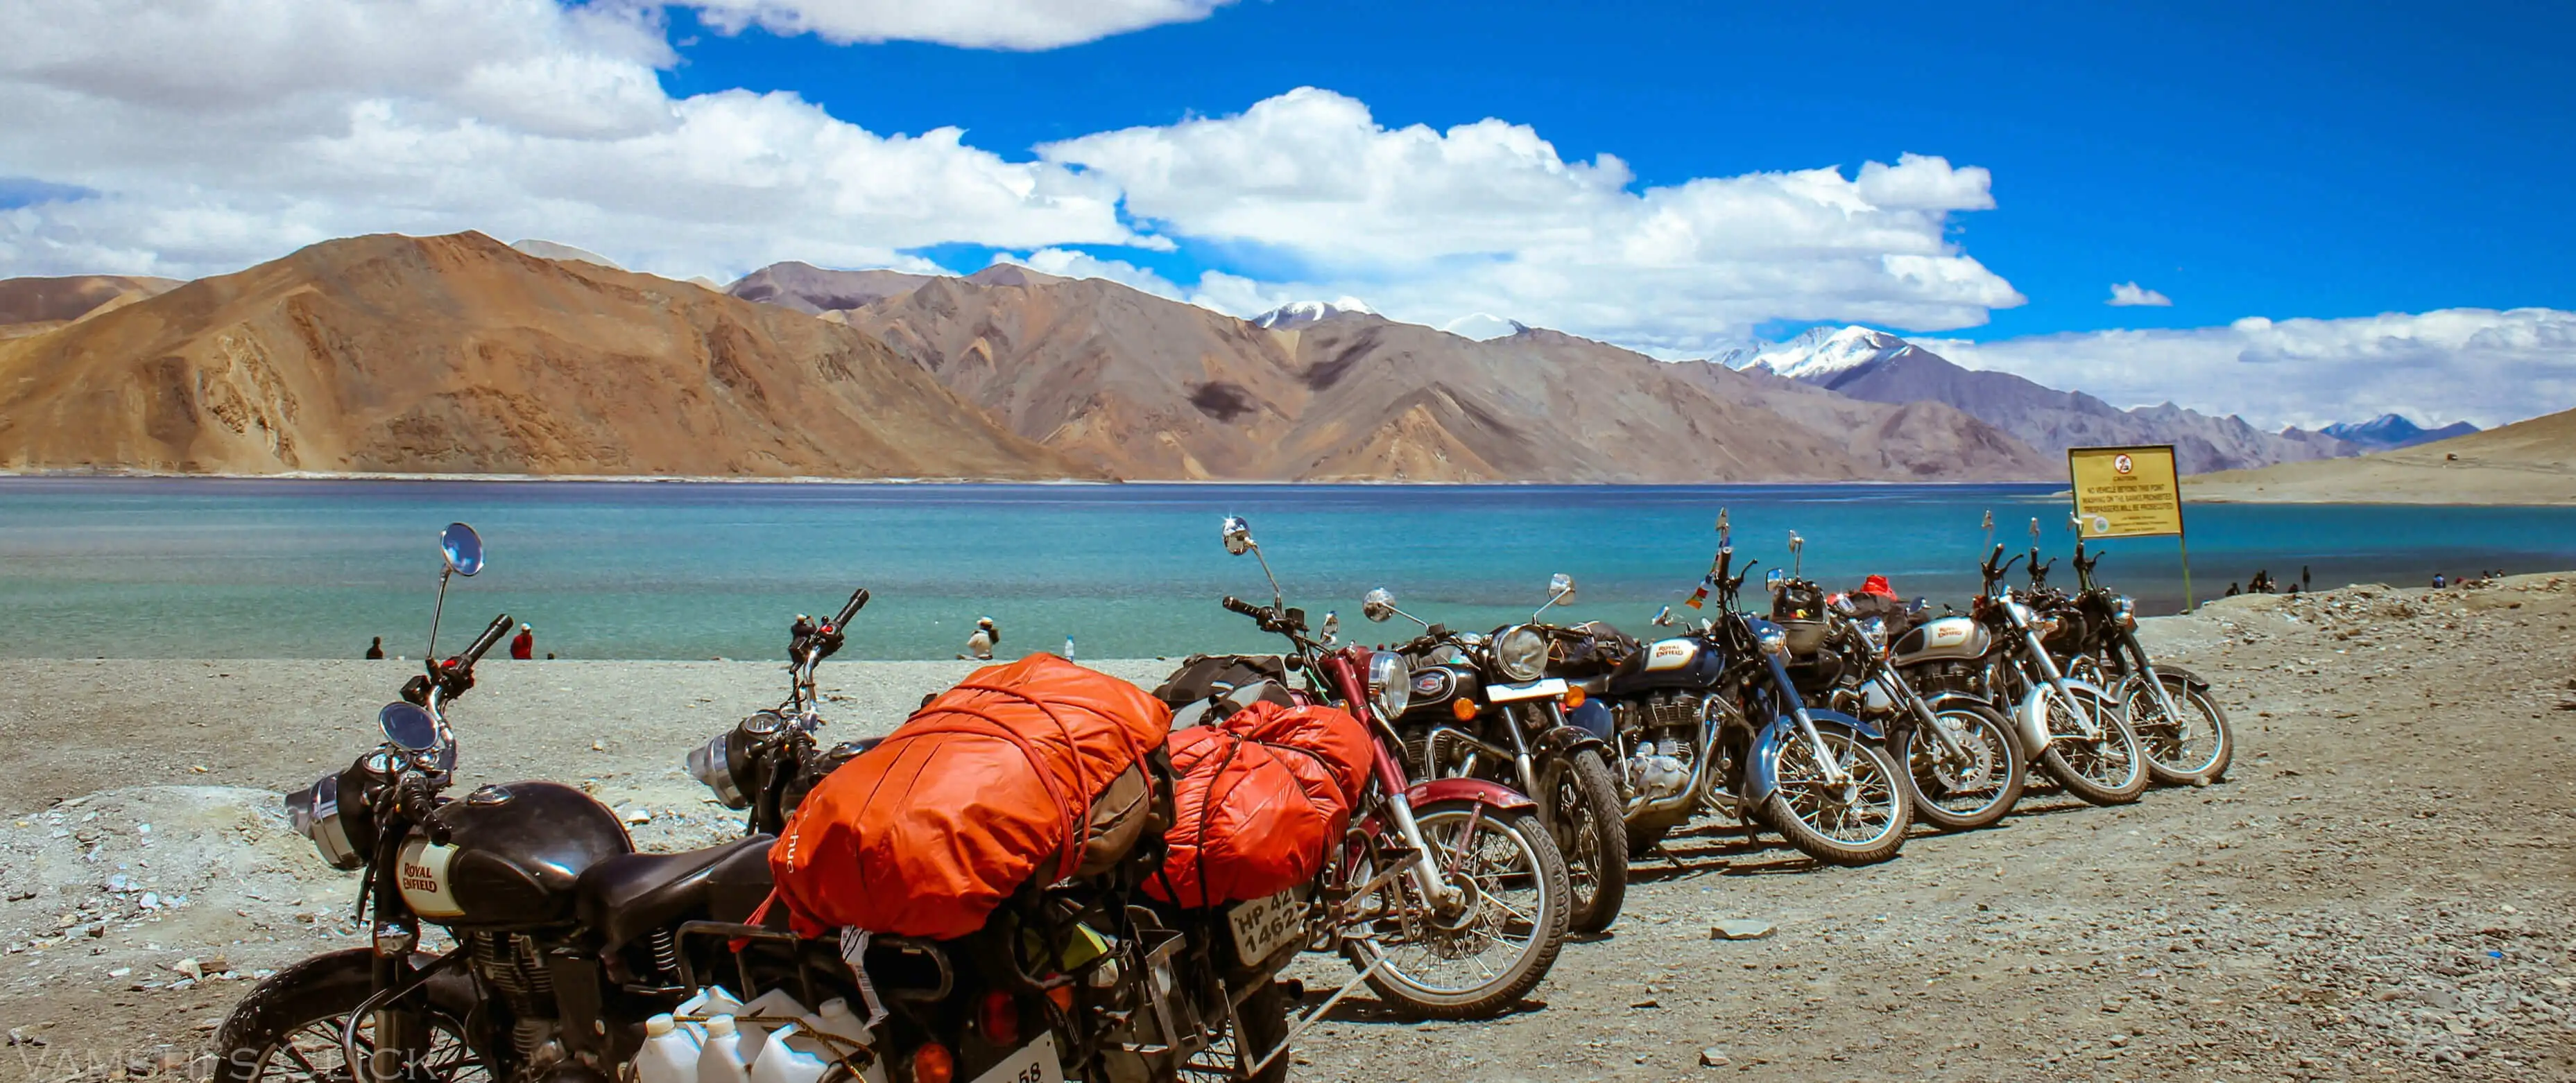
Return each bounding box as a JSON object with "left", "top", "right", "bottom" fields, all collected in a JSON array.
[
  {"left": 1901, "top": 702, "right": 2025, "bottom": 832},
  {"left": 2129, "top": 673, "right": 2234, "bottom": 786},
  {"left": 1345, "top": 800, "right": 1570, "bottom": 1020},
  {"left": 1759, "top": 730, "right": 1912, "bottom": 866},
  {"left": 2036, "top": 684, "right": 2149, "bottom": 805},
  {"left": 1544, "top": 747, "right": 1629, "bottom": 934},
  {"left": 215, "top": 950, "right": 482, "bottom": 1083}
]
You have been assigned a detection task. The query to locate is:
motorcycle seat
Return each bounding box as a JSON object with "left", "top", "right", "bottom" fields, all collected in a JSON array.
[{"left": 575, "top": 834, "right": 773, "bottom": 951}]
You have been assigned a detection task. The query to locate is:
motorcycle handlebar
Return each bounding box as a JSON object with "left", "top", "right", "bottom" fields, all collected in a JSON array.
[
  {"left": 832, "top": 587, "right": 870, "bottom": 630},
  {"left": 459, "top": 614, "right": 513, "bottom": 668},
  {"left": 1221, "top": 595, "right": 1264, "bottom": 618}
]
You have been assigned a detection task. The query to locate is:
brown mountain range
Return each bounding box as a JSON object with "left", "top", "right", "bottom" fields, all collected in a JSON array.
[
  {"left": 2188, "top": 406, "right": 2576, "bottom": 505},
  {"left": 828, "top": 268, "right": 2052, "bottom": 482},
  {"left": 0, "top": 233, "right": 1077, "bottom": 478},
  {"left": 0, "top": 275, "right": 183, "bottom": 340}
]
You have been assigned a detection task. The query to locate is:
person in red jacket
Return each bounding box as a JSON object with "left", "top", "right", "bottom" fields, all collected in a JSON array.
[{"left": 510, "top": 623, "right": 534, "bottom": 660}]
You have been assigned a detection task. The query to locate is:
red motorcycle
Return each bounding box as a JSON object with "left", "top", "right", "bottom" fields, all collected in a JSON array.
[{"left": 1158, "top": 517, "right": 1571, "bottom": 1024}]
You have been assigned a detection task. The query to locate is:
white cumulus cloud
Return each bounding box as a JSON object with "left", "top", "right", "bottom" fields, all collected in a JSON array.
[
  {"left": 0, "top": 0, "right": 1137, "bottom": 279},
  {"left": 2108, "top": 281, "right": 2172, "bottom": 307},
  {"left": 1921, "top": 307, "right": 2576, "bottom": 431},
  {"left": 682, "top": 0, "right": 1237, "bottom": 50},
  {"left": 1041, "top": 87, "right": 2023, "bottom": 352}
]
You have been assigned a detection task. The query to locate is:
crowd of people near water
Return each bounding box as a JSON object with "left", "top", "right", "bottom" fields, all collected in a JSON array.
[{"left": 2219, "top": 564, "right": 2509, "bottom": 598}]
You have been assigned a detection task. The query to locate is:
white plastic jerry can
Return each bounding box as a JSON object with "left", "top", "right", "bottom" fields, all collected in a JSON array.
[
  {"left": 747, "top": 1023, "right": 832, "bottom": 1083},
  {"left": 635, "top": 1015, "right": 701, "bottom": 1083},
  {"left": 734, "top": 988, "right": 813, "bottom": 1062},
  {"left": 696, "top": 1015, "right": 752, "bottom": 1083}
]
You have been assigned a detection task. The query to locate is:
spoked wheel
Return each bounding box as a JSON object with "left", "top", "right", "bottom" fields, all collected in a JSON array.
[
  {"left": 1902, "top": 702, "right": 2025, "bottom": 831},
  {"left": 216, "top": 951, "right": 483, "bottom": 1083},
  {"left": 1178, "top": 980, "right": 1291, "bottom": 1083},
  {"left": 2036, "top": 683, "right": 2147, "bottom": 805},
  {"left": 1538, "top": 747, "right": 1629, "bottom": 934},
  {"left": 1342, "top": 800, "right": 1570, "bottom": 1019},
  {"left": 1760, "top": 727, "right": 1911, "bottom": 865},
  {"left": 2125, "top": 673, "right": 2233, "bottom": 786}
]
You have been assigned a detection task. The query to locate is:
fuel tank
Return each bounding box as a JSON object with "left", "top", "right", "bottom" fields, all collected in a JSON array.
[
  {"left": 1890, "top": 616, "right": 1991, "bottom": 667},
  {"left": 1605, "top": 635, "right": 1727, "bottom": 697},
  {"left": 397, "top": 781, "right": 633, "bottom": 929},
  {"left": 1393, "top": 662, "right": 1479, "bottom": 725}
]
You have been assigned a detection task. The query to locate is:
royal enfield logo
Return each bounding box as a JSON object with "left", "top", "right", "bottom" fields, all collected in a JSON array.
[{"left": 395, "top": 838, "right": 465, "bottom": 918}]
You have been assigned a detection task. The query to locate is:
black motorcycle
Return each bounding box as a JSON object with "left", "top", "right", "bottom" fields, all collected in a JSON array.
[
  {"left": 1580, "top": 516, "right": 1912, "bottom": 866},
  {"left": 1358, "top": 574, "right": 1629, "bottom": 935},
  {"left": 1794, "top": 580, "right": 2026, "bottom": 833},
  {"left": 687, "top": 587, "right": 879, "bottom": 837},
  {"left": 2050, "top": 539, "right": 2235, "bottom": 786},
  {"left": 227, "top": 528, "right": 1288, "bottom": 1083}
]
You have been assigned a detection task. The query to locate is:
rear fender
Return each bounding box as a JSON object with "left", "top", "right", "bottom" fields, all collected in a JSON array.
[{"left": 1405, "top": 777, "right": 1538, "bottom": 812}]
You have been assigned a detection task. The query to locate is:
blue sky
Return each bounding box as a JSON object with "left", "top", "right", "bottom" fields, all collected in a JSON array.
[
  {"left": 656, "top": 0, "right": 2575, "bottom": 342},
  {"left": 0, "top": 0, "right": 2568, "bottom": 426}
]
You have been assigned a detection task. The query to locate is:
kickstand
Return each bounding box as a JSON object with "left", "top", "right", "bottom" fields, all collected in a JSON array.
[{"left": 1242, "top": 953, "right": 1391, "bottom": 1079}]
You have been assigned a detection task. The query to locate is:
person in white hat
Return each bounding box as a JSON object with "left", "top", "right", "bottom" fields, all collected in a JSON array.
[
  {"left": 510, "top": 623, "right": 535, "bottom": 660},
  {"left": 963, "top": 616, "right": 997, "bottom": 660}
]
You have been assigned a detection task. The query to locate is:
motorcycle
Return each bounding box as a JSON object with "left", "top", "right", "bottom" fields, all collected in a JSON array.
[
  {"left": 1357, "top": 573, "right": 1629, "bottom": 935},
  {"left": 1793, "top": 576, "right": 2027, "bottom": 833},
  {"left": 1898, "top": 530, "right": 2147, "bottom": 806},
  {"left": 685, "top": 587, "right": 1311, "bottom": 1083},
  {"left": 1579, "top": 514, "right": 1912, "bottom": 866},
  {"left": 2051, "top": 538, "right": 2235, "bottom": 786},
  {"left": 1169, "top": 516, "right": 1571, "bottom": 1021}
]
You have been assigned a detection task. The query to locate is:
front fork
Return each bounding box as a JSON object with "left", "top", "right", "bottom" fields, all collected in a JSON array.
[
  {"left": 1371, "top": 750, "right": 1463, "bottom": 915},
  {"left": 1500, "top": 704, "right": 1544, "bottom": 804},
  {"left": 1766, "top": 655, "right": 1850, "bottom": 786},
  {"left": 2120, "top": 631, "right": 2188, "bottom": 736},
  {"left": 1881, "top": 670, "right": 1970, "bottom": 763},
  {"left": 2021, "top": 630, "right": 2102, "bottom": 740}
]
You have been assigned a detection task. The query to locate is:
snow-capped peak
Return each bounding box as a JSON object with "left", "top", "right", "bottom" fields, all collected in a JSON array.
[
  {"left": 1742, "top": 326, "right": 1915, "bottom": 381},
  {"left": 1252, "top": 297, "right": 1374, "bottom": 329},
  {"left": 1441, "top": 312, "right": 1528, "bottom": 341}
]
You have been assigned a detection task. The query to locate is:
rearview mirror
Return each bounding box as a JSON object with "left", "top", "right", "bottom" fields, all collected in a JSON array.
[
  {"left": 1321, "top": 612, "right": 1341, "bottom": 642},
  {"left": 1765, "top": 568, "right": 1785, "bottom": 587},
  {"left": 1548, "top": 572, "right": 1576, "bottom": 602},
  {"left": 1362, "top": 587, "right": 1398, "bottom": 623},
  {"left": 440, "top": 523, "right": 483, "bottom": 578},
  {"left": 1653, "top": 605, "right": 1674, "bottom": 627},
  {"left": 379, "top": 702, "right": 441, "bottom": 751},
  {"left": 1221, "top": 516, "right": 1253, "bottom": 556}
]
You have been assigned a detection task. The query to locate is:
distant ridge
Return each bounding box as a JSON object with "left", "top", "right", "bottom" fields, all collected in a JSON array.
[
  {"left": 1744, "top": 325, "right": 2355, "bottom": 473},
  {"left": 2319, "top": 413, "right": 2480, "bottom": 451}
]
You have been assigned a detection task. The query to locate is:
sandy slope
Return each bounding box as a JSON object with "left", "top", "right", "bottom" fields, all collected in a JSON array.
[
  {"left": 2190, "top": 406, "right": 2576, "bottom": 505},
  {"left": 4, "top": 582, "right": 2575, "bottom": 1080}
]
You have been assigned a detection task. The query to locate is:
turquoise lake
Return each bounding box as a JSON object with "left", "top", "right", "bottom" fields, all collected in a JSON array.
[{"left": 1, "top": 478, "right": 2566, "bottom": 660}]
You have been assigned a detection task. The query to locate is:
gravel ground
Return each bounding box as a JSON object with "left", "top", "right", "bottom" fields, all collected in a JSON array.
[{"left": 3, "top": 580, "right": 2573, "bottom": 1082}]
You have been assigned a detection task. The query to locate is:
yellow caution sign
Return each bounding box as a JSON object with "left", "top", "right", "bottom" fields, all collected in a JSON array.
[{"left": 2067, "top": 444, "right": 2183, "bottom": 539}]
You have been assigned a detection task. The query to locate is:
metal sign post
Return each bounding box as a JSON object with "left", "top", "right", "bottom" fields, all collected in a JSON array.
[{"left": 2066, "top": 444, "right": 2192, "bottom": 610}]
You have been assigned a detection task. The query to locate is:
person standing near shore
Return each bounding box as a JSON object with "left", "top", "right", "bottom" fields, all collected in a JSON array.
[
  {"left": 510, "top": 623, "right": 534, "bottom": 660},
  {"left": 365, "top": 636, "right": 384, "bottom": 660},
  {"left": 2301, "top": 565, "right": 2312, "bottom": 591}
]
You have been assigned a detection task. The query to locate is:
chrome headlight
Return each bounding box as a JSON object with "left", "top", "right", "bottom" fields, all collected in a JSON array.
[
  {"left": 2113, "top": 595, "right": 2137, "bottom": 630},
  {"left": 286, "top": 774, "right": 365, "bottom": 871},
  {"left": 687, "top": 729, "right": 752, "bottom": 810},
  {"left": 1491, "top": 625, "right": 1547, "bottom": 682},
  {"left": 1860, "top": 617, "right": 1888, "bottom": 653},
  {"left": 1366, "top": 650, "right": 1411, "bottom": 720},
  {"left": 2029, "top": 614, "right": 2062, "bottom": 639},
  {"left": 1756, "top": 625, "right": 1789, "bottom": 656}
]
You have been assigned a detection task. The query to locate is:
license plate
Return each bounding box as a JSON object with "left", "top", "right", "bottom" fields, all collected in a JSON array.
[
  {"left": 1228, "top": 889, "right": 1305, "bottom": 963},
  {"left": 1485, "top": 677, "right": 1568, "bottom": 703},
  {"left": 968, "top": 1032, "right": 1063, "bottom": 1083}
]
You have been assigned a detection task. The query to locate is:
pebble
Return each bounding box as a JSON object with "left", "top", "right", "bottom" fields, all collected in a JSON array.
[
  {"left": 1712, "top": 919, "right": 1775, "bottom": 941},
  {"left": 1699, "top": 1048, "right": 1731, "bottom": 1067}
]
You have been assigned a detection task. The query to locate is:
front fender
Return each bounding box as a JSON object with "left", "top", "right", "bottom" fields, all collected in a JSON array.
[
  {"left": 1917, "top": 690, "right": 2003, "bottom": 716},
  {"left": 1405, "top": 776, "right": 1538, "bottom": 812},
  {"left": 1742, "top": 710, "right": 1880, "bottom": 804},
  {"left": 2153, "top": 664, "right": 2213, "bottom": 693},
  {"left": 1534, "top": 724, "right": 1608, "bottom": 758},
  {"left": 1563, "top": 700, "right": 1615, "bottom": 742}
]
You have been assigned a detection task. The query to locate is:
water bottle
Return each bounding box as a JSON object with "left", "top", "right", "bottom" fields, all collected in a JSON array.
[
  {"left": 747, "top": 1023, "right": 832, "bottom": 1083},
  {"left": 635, "top": 1015, "right": 700, "bottom": 1083},
  {"left": 696, "top": 1016, "right": 750, "bottom": 1083}
]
